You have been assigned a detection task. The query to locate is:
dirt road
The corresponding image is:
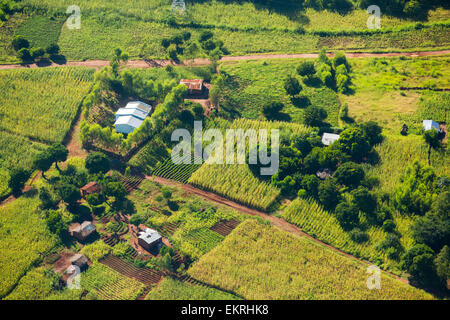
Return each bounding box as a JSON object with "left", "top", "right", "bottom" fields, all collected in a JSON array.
[
  {"left": 1, "top": 49, "right": 449, "bottom": 70},
  {"left": 145, "top": 175, "right": 409, "bottom": 285}
]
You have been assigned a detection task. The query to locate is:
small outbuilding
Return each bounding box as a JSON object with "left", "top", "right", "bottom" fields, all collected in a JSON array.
[
  {"left": 137, "top": 228, "right": 162, "bottom": 252},
  {"left": 180, "top": 79, "right": 204, "bottom": 95},
  {"left": 69, "top": 254, "right": 89, "bottom": 272},
  {"left": 114, "top": 115, "right": 144, "bottom": 134},
  {"left": 71, "top": 221, "right": 96, "bottom": 242},
  {"left": 423, "top": 120, "right": 439, "bottom": 131},
  {"left": 80, "top": 181, "right": 101, "bottom": 198},
  {"left": 321, "top": 133, "right": 340, "bottom": 146}
]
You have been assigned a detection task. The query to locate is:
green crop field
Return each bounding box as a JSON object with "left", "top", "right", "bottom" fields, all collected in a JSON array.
[
  {"left": 188, "top": 219, "right": 434, "bottom": 300},
  {"left": 147, "top": 277, "right": 240, "bottom": 300},
  {"left": 0, "top": 196, "right": 58, "bottom": 298}
]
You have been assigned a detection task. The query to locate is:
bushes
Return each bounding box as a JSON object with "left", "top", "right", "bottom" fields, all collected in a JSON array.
[
  {"left": 85, "top": 152, "right": 110, "bottom": 174},
  {"left": 349, "top": 228, "right": 369, "bottom": 243},
  {"left": 333, "top": 162, "right": 365, "bottom": 188},
  {"left": 12, "top": 35, "right": 29, "bottom": 51},
  {"left": 334, "top": 201, "right": 359, "bottom": 231},
  {"left": 318, "top": 178, "right": 341, "bottom": 210},
  {"left": 303, "top": 105, "right": 327, "bottom": 127},
  {"left": 8, "top": 168, "right": 30, "bottom": 196}
]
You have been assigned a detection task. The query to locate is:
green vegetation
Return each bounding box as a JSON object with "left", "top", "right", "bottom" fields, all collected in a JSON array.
[
  {"left": 81, "top": 263, "right": 145, "bottom": 300},
  {"left": 147, "top": 277, "right": 240, "bottom": 300},
  {"left": 0, "top": 196, "right": 57, "bottom": 298},
  {"left": 189, "top": 219, "right": 433, "bottom": 299}
]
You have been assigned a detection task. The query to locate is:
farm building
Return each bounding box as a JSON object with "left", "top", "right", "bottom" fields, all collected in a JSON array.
[
  {"left": 114, "top": 101, "right": 151, "bottom": 134},
  {"left": 69, "top": 254, "right": 89, "bottom": 272},
  {"left": 422, "top": 120, "right": 439, "bottom": 131},
  {"left": 80, "top": 181, "right": 101, "bottom": 197},
  {"left": 115, "top": 107, "right": 148, "bottom": 120},
  {"left": 180, "top": 79, "right": 204, "bottom": 95},
  {"left": 114, "top": 115, "right": 144, "bottom": 134},
  {"left": 321, "top": 133, "right": 340, "bottom": 146},
  {"left": 124, "top": 101, "right": 152, "bottom": 114},
  {"left": 137, "top": 228, "right": 162, "bottom": 252},
  {"left": 70, "top": 221, "right": 96, "bottom": 241}
]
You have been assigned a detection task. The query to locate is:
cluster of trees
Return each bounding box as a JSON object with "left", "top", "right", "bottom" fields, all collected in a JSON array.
[
  {"left": 11, "top": 35, "right": 61, "bottom": 63},
  {"left": 197, "top": 30, "right": 228, "bottom": 61}
]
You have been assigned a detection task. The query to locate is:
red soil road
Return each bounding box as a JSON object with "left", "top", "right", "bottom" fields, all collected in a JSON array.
[
  {"left": 1, "top": 50, "right": 450, "bottom": 70},
  {"left": 145, "top": 175, "right": 409, "bottom": 285}
]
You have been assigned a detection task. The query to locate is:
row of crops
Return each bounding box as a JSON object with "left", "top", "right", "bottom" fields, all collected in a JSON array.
[
  {"left": 152, "top": 156, "right": 203, "bottom": 183},
  {"left": 282, "top": 197, "right": 389, "bottom": 264},
  {"left": 183, "top": 228, "right": 225, "bottom": 255},
  {"left": 81, "top": 263, "right": 145, "bottom": 300}
]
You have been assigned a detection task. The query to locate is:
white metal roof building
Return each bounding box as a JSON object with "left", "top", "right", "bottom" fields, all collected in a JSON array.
[
  {"left": 115, "top": 107, "right": 148, "bottom": 120},
  {"left": 423, "top": 120, "right": 439, "bottom": 131},
  {"left": 125, "top": 101, "right": 152, "bottom": 114},
  {"left": 321, "top": 133, "right": 340, "bottom": 146},
  {"left": 137, "top": 228, "right": 162, "bottom": 251},
  {"left": 114, "top": 115, "right": 144, "bottom": 134}
]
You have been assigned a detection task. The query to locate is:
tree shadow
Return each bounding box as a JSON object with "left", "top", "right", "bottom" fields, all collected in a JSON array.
[
  {"left": 303, "top": 76, "right": 322, "bottom": 88},
  {"left": 50, "top": 54, "right": 67, "bottom": 65},
  {"left": 291, "top": 95, "right": 310, "bottom": 108}
]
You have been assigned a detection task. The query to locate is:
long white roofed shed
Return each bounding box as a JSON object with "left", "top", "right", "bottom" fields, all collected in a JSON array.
[
  {"left": 322, "top": 133, "right": 340, "bottom": 146},
  {"left": 423, "top": 120, "right": 439, "bottom": 131},
  {"left": 114, "top": 115, "right": 144, "bottom": 134},
  {"left": 115, "top": 107, "right": 148, "bottom": 120},
  {"left": 125, "top": 101, "right": 152, "bottom": 114}
]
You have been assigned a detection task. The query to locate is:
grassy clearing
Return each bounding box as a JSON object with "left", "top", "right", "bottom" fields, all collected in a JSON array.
[
  {"left": 147, "top": 277, "right": 240, "bottom": 300},
  {"left": 81, "top": 263, "right": 145, "bottom": 300},
  {"left": 15, "top": 15, "right": 63, "bottom": 49},
  {"left": 219, "top": 59, "right": 341, "bottom": 125},
  {"left": 188, "top": 219, "right": 433, "bottom": 300},
  {"left": 343, "top": 56, "right": 450, "bottom": 132},
  {"left": 0, "top": 195, "right": 58, "bottom": 298}
]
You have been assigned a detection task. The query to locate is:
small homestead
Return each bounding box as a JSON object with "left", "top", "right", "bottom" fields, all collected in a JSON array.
[
  {"left": 80, "top": 181, "right": 101, "bottom": 198},
  {"left": 179, "top": 79, "right": 204, "bottom": 95},
  {"left": 70, "top": 221, "right": 97, "bottom": 242},
  {"left": 114, "top": 101, "right": 152, "bottom": 134},
  {"left": 321, "top": 133, "right": 340, "bottom": 146},
  {"left": 137, "top": 228, "right": 162, "bottom": 252}
]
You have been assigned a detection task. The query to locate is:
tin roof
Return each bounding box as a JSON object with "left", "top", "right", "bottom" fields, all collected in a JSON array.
[
  {"left": 114, "top": 115, "right": 144, "bottom": 128},
  {"left": 125, "top": 101, "right": 152, "bottom": 114},
  {"left": 180, "top": 79, "right": 203, "bottom": 91},
  {"left": 321, "top": 133, "right": 340, "bottom": 146},
  {"left": 138, "top": 228, "right": 162, "bottom": 245}
]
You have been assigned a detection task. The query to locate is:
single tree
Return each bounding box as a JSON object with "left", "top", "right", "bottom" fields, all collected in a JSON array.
[
  {"left": 57, "top": 183, "right": 81, "bottom": 207},
  {"left": 297, "top": 61, "right": 316, "bottom": 79},
  {"left": 318, "top": 178, "right": 341, "bottom": 210},
  {"left": 8, "top": 168, "right": 30, "bottom": 195},
  {"left": 33, "top": 151, "right": 53, "bottom": 179},
  {"left": 334, "top": 201, "right": 360, "bottom": 230},
  {"left": 85, "top": 152, "right": 110, "bottom": 174},
  {"left": 333, "top": 162, "right": 365, "bottom": 188},
  {"left": 303, "top": 105, "right": 327, "bottom": 127},
  {"left": 283, "top": 76, "right": 302, "bottom": 97},
  {"left": 12, "top": 35, "right": 29, "bottom": 51},
  {"left": 48, "top": 143, "right": 68, "bottom": 172}
]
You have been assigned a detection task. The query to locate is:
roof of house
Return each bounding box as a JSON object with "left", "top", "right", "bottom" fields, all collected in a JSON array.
[
  {"left": 138, "top": 228, "right": 162, "bottom": 246},
  {"left": 70, "top": 254, "right": 89, "bottom": 267},
  {"left": 321, "top": 133, "right": 340, "bottom": 146},
  {"left": 180, "top": 79, "right": 203, "bottom": 91},
  {"left": 73, "top": 221, "right": 96, "bottom": 238},
  {"left": 80, "top": 181, "right": 101, "bottom": 193},
  {"left": 125, "top": 101, "right": 152, "bottom": 114},
  {"left": 114, "top": 115, "right": 144, "bottom": 128},
  {"left": 116, "top": 107, "right": 148, "bottom": 120},
  {"left": 423, "top": 120, "right": 439, "bottom": 131}
]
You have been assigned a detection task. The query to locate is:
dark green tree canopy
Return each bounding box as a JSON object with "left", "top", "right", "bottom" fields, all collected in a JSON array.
[
  {"left": 85, "top": 152, "right": 110, "bottom": 174},
  {"left": 334, "top": 162, "right": 365, "bottom": 188},
  {"left": 303, "top": 105, "right": 327, "bottom": 127}
]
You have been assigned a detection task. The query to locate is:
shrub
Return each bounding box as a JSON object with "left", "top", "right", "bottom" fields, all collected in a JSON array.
[
  {"left": 318, "top": 178, "right": 341, "bottom": 210},
  {"left": 334, "top": 162, "right": 365, "bottom": 188},
  {"left": 85, "top": 152, "right": 110, "bottom": 174},
  {"left": 284, "top": 76, "right": 302, "bottom": 97},
  {"left": 303, "top": 105, "right": 327, "bottom": 127},
  {"left": 334, "top": 201, "right": 359, "bottom": 231},
  {"left": 46, "top": 44, "right": 60, "bottom": 55},
  {"left": 349, "top": 228, "right": 369, "bottom": 243},
  {"left": 351, "top": 187, "right": 377, "bottom": 216},
  {"left": 12, "top": 35, "right": 29, "bottom": 51},
  {"left": 31, "top": 47, "right": 45, "bottom": 60},
  {"left": 297, "top": 61, "right": 316, "bottom": 78},
  {"left": 17, "top": 48, "right": 32, "bottom": 62},
  {"left": 8, "top": 168, "right": 31, "bottom": 195}
]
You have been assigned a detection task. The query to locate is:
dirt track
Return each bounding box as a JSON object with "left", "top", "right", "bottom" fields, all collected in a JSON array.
[
  {"left": 145, "top": 175, "right": 409, "bottom": 285},
  {"left": 1, "top": 49, "right": 449, "bottom": 70}
]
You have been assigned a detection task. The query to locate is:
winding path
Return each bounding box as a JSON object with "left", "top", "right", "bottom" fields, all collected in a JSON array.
[{"left": 1, "top": 49, "right": 449, "bottom": 70}]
